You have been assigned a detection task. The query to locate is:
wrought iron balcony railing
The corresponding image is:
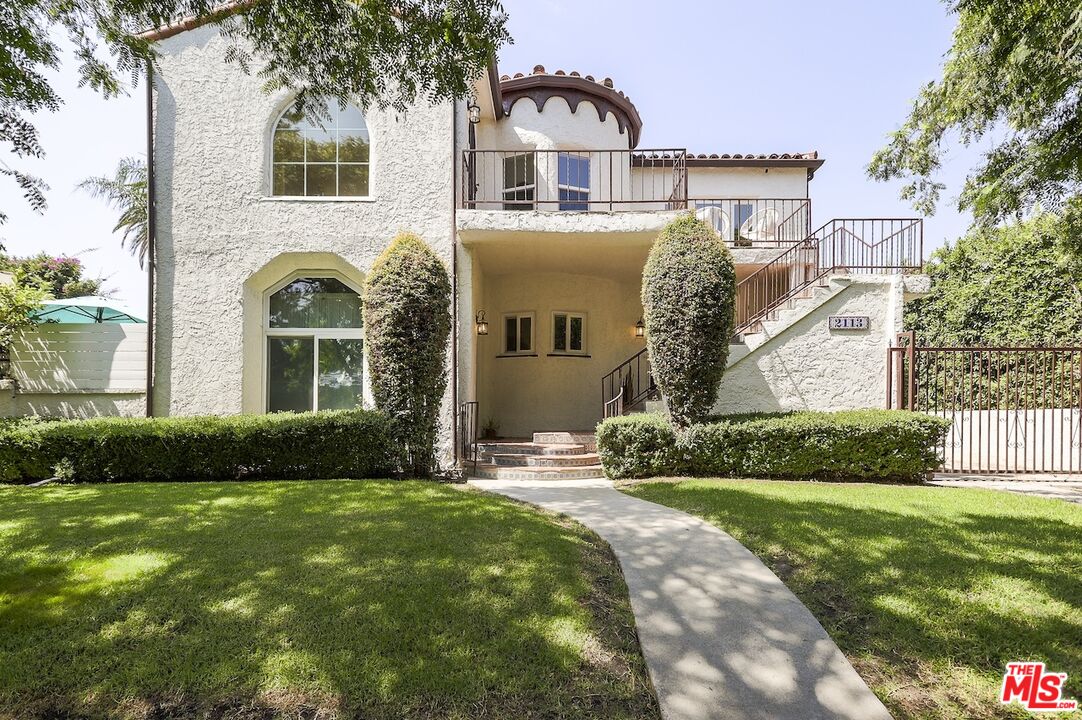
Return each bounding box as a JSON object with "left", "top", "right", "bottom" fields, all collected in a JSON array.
[
  {"left": 461, "top": 148, "right": 688, "bottom": 211},
  {"left": 692, "top": 198, "right": 811, "bottom": 247}
]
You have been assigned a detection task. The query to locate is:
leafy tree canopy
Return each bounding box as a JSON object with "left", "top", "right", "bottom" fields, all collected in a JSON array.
[
  {"left": 2, "top": 0, "right": 511, "bottom": 222},
  {"left": 0, "top": 253, "right": 102, "bottom": 299},
  {"left": 78, "top": 157, "right": 148, "bottom": 268},
  {"left": 0, "top": 272, "right": 49, "bottom": 354},
  {"left": 906, "top": 213, "right": 1082, "bottom": 346},
  {"left": 868, "top": 0, "right": 1082, "bottom": 252}
]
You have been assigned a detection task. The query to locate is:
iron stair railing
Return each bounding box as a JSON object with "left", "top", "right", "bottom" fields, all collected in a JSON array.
[
  {"left": 601, "top": 347, "right": 658, "bottom": 418},
  {"left": 734, "top": 218, "right": 923, "bottom": 336},
  {"left": 458, "top": 401, "right": 479, "bottom": 473}
]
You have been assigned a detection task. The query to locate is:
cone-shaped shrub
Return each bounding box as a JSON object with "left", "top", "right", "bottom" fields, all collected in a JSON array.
[
  {"left": 641, "top": 214, "right": 736, "bottom": 427},
  {"left": 364, "top": 233, "right": 452, "bottom": 477}
]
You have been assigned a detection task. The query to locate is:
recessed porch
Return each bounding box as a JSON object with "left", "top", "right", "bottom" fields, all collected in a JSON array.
[{"left": 456, "top": 224, "right": 793, "bottom": 439}]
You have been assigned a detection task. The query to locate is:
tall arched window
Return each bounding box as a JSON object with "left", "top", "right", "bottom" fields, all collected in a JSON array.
[
  {"left": 265, "top": 276, "right": 364, "bottom": 412},
  {"left": 272, "top": 98, "right": 370, "bottom": 197}
]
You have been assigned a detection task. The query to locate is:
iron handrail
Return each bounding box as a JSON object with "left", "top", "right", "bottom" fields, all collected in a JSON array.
[
  {"left": 734, "top": 218, "right": 923, "bottom": 335},
  {"left": 600, "top": 346, "right": 656, "bottom": 417},
  {"left": 458, "top": 401, "right": 479, "bottom": 472}
]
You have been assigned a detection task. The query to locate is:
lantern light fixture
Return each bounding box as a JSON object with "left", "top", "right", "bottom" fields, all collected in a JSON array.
[
  {"left": 467, "top": 99, "right": 481, "bottom": 124},
  {"left": 475, "top": 310, "right": 489, "bottom": 336},
  {"left": 634, "top": 317, "right": 646, "bottom": 338}
]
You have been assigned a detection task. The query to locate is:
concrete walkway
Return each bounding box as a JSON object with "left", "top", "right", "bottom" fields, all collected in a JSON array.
[
  {"left": 929, "top": 477, "right": 1082, "bottom": 504},
  {"left": 470, "top": 478, "right": 891, "bottom": 720}
]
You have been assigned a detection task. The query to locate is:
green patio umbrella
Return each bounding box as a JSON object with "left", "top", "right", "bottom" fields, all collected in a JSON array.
[{"left": 32, "top": 296, "right": 145, "bottom": 324}]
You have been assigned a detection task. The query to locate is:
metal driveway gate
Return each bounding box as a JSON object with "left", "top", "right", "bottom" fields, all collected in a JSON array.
[{"left": 887, "top": 332, "right": 1082, "bottom": 475}]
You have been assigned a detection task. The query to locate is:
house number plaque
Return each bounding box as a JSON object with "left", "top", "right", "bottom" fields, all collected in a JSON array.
[{"left": 828, "top": 315, "right": 870, "bottom": 330}]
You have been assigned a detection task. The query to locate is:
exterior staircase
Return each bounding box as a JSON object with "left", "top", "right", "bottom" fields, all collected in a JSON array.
[
  {"left": 601, "top": 217, "right": 924, "bottom": 417},
  {"left": 470, "top": 432, "right": 604, "bottom": 480}
]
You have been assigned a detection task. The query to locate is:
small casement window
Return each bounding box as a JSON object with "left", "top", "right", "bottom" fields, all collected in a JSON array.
[
  {"left": 558, "top": 153, "right": 590, "bottom": 211},
  {"left": 265, "top": 276, "right": 364, "bottom": 413},
  {"left": 552, "top": 312, "right": 586, "bottom": 354},
  {"left": 502, "top": 313, "right": 534, "bottom": 354},
  {"left": 502, "top": 153, "right": 535, "bottom": 210},
  {"left": 272, "top": 98, "right": 370, "bottom": 197}
]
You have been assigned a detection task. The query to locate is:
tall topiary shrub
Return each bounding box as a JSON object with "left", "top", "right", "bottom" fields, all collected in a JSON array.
[
  {"left": 641, "top": 214, "right": 736, "bottom": 427},
  {"left": 363, "top": 233, "right": 452, "bottom": 477}
]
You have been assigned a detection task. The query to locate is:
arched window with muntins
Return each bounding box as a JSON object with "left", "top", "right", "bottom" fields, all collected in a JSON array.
[
  {"left": 265, "top": 276, "right": 364, "bottom": 413},
  {"left": 272, "top": 98, "right": 370, "bottom": 197}
]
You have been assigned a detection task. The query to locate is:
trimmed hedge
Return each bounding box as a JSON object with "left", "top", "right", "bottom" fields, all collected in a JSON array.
[
  {"left": 594, "top": 413, "right": 681, "bottom": 481},
  {"left": 0, "top": 410, "right": 395, "bottom": 483},
  {"left": 597, "top": 410, "right": 951, "bottom": 483},
  {"left": 0, "top": 418, "right": 51, "bottom": 482},
  {"left": 641, "top": 214, "right": 736, "bottom": 426},
  {"left": 364, "top": 232, "right": 452, "bottom": 478}
]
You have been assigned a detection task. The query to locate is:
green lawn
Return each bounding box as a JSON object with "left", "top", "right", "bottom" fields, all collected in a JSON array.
[
  {"left": 623, "top": 479, "right": 1081, "bottom": 720},
  {"left": 0, "top": 481, "right": 659, "bottom": 720}
]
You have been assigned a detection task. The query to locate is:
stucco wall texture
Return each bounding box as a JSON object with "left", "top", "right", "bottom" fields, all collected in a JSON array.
[
  {"left": 152, "top": 28, "right": 459, "bottom": 454},
  {"left": 715, "top": 276, "right": 906, "bottom": 415}
]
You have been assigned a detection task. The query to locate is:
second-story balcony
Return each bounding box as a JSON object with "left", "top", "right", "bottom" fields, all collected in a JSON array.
[
  {"left": 691, "top": 198, "right": 812, "bottom": 248},
  {"left": 461, "top": 148, "right": 689, "bottom": 212}
]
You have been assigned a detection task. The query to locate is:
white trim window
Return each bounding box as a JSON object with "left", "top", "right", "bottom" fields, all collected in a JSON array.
[
  {"left": 558, "top": 153, "right": 590, "bottom": 211},
  {"left": 264, "top": 276, "right": 364, "bottom": 412},
  {"left": 502, "top": 153, "right": 535, "bottom": 210},
  {"left": 502, "top": 312, "right": 535, "bottom": 354},
  {"left": 552, "top": 311, "right": 587, "bottom": 354},
  {"left": 272, "top": 98, "right": 370, "bottom": 197}
]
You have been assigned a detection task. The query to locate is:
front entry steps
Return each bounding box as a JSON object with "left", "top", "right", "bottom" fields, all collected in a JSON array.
[{"left": 469, "top": 432, "right": 605, "bottom": 480}]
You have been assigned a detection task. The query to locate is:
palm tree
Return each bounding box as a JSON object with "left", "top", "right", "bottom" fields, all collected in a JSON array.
[{"left": 78, "top": 157, "right": 148, "bottom": 268}]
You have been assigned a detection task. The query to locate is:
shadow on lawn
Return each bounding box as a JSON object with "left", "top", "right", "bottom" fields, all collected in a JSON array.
[
  {"left": 627, "top": 481, "right": 1081, "bottom": 720},
  {"left": 0, "top": 481, "right": 658, "bottom": 720}
]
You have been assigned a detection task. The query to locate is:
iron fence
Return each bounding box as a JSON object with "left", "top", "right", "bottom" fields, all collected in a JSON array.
[{"left": 887, "top": 332, "right": 1082, "bottom": 474}]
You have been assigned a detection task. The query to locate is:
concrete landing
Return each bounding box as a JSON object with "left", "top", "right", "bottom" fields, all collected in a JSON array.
[
  {"left": 470, "top": 478, "right": 891, "bottom": 720},
  {"left": 930, "top": 478, "right": 1082, "bottom": 504}
]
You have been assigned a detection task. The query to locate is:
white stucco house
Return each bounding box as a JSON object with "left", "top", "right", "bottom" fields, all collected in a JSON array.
[{"left": 91, "top": 25, "right": 928, "bottom": 474}]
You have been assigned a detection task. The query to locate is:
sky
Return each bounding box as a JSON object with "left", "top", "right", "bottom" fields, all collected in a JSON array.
[{"left": 0, "top": 0, "right": 979, "bottom": 316}]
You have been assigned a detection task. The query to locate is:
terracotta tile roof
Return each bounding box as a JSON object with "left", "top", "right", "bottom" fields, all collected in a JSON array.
[
  {"left": 632, "top": 151, "right": 819, "bottom": 161},
  {"left": 499, "top": 65, "right": 634, "bottom": 103},
  {"left": 497, "top": 65, "right": 643, "bottom": 146},
  {"left": 689, "top": 152, "right": 819, "bottom": 160},
  {"left": 495, "top": 65, "right": 631, "bottom": 94}
]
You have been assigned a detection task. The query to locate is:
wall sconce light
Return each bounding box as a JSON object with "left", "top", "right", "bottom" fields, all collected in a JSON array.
[
  {"left": 634, "top": 317, "right": 646, "bottom": 339},
  {"left": 467, "top": 99, "right": 481, "bottom": 124},
  {"left": 475, "top": 310, "right": 489, "bottom": 336}
]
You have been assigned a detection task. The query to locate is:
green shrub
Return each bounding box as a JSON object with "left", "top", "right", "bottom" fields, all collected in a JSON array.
[
  {"left": 641, "top": 214, "right": 736, "bottom": 427},
  {"left": 364, "top": 233, "right": 452, "bottom": 477},
  {"left": 0, "top": 410, "right": 394, "bottom": 483},
  {"left": 0, "top": 418, "right": 50, "bottom": 482},
  {"left": 597, "top": 410, "right": 951, "bottom": 482},
  {"left": 594, "top": 413, "right": 683, "bottom": 480},
  {"left": 685, "top": 410, "right": 951, "bottom": 482}
]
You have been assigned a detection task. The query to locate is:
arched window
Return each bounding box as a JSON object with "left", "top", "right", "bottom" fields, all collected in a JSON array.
[
  {"left": 271, "top": 98, "right": 370, "bottom": 197},
  {"left": 265, "top": 276, "right": 364, "bottom": 412}
]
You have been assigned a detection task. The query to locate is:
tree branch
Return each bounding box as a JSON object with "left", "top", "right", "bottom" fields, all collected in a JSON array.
[{"left": 138, "top": 0, "right": 264, "bottom": 42}]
